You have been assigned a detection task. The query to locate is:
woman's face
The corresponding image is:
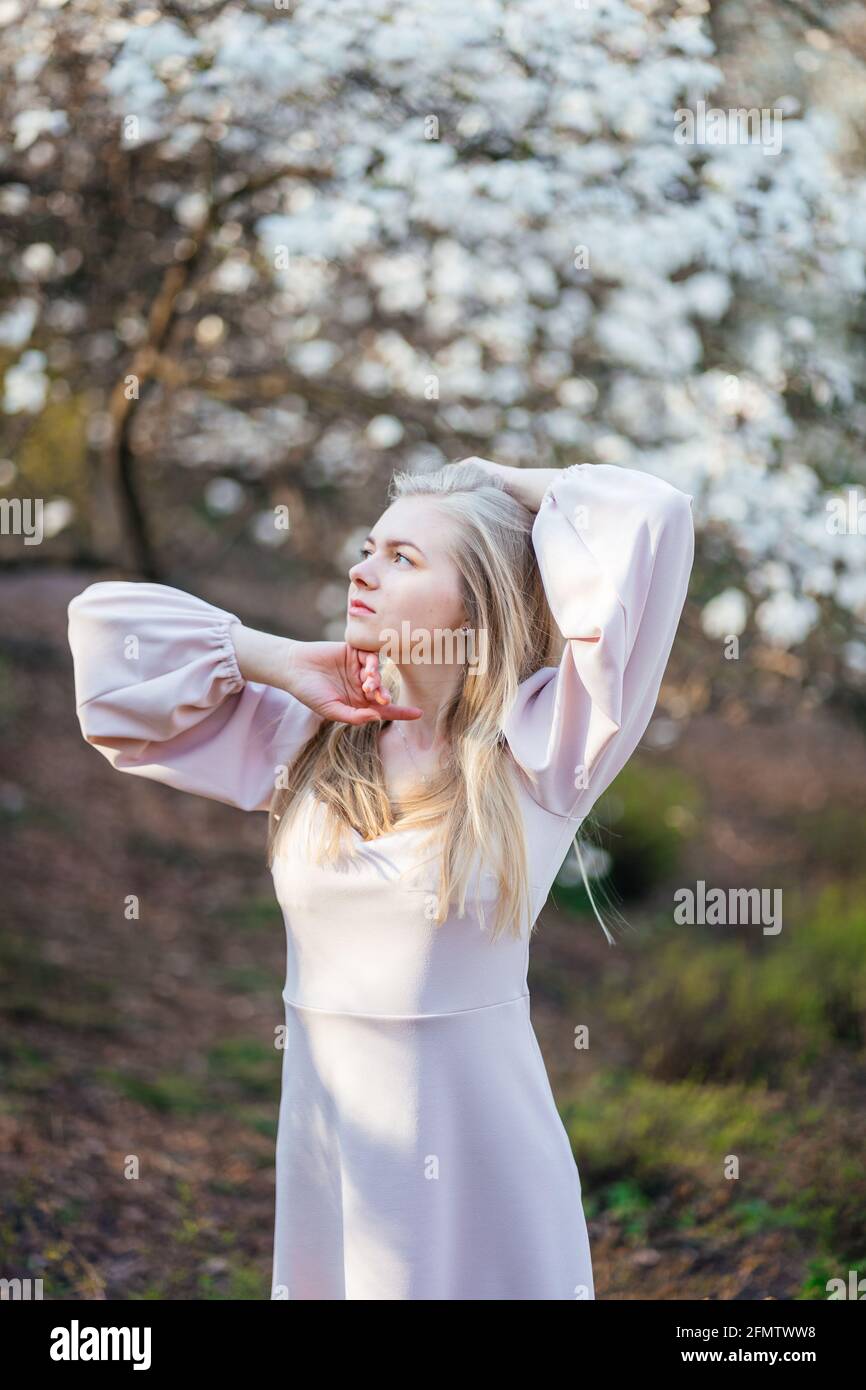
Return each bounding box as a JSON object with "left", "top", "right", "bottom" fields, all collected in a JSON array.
[{"left": 346, "top": 497, "right": 468, "bottom": 655}]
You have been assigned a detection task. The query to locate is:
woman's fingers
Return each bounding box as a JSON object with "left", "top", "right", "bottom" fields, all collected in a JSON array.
[
  {"left": 365, "top": 663, "right": 384, "bottom": 699},
  {"left": 343, "top": 645, "right": 422, "bottom": 719},
  {"left": 360, "top": 659, "right": 381, "bottom": 696},
  {"left": 331, "top": 705, "right": 381, "bottom": 724},
  {"left": 330, "top": 702, "right": 423, "bottom": 726},
  {"left": 352, "top": 646, "right": 390, "bottom": 704},
  {"left": 351, "top": 647, "right": 377, "bottom": 681},
  {"left": 347, "top": 647, "right": 377, "bottom": 702}
]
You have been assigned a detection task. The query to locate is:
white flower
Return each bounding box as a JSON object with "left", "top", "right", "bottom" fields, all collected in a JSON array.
[
  {"left": 365, "top": 415, "right": 404, "bottom": 449},
  {"left": 0, "top": 298, "right": 38, "bottom": 348},
  {"left": 702, "top": 589, "right": 749, "bottom": 639},
  {"left": 3, "top": 350, "right": 48, "bottom": 413},
  {"left": 754, "top": 592, "right": 820, "bottom": 647},
  {"left": 204, "top": 478, "right": 245, "bottom": 515},
  {"left": 13, "top": 108, "right": 68, "bottom": 151}
]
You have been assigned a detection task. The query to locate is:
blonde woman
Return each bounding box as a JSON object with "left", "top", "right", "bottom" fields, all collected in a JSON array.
[{"left": 67, "top": 457, "right": 694, "bottom": 1301}]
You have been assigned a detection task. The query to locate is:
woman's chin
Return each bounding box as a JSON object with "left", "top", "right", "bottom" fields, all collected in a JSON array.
[{"left": 345, "top": 614, "right": 382, "bottom": 648}]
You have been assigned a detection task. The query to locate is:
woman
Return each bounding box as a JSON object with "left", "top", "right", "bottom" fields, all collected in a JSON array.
[{"left": 67, "top": 456, "right": 694, "bottom": 1300}]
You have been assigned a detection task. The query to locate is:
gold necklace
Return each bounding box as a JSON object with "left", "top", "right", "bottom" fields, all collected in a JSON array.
[{"left": 395, "top": 721, "right": 432, "bottom": 785}]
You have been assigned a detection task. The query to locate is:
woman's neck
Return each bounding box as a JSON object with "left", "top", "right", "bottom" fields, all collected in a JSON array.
[{"left": 389, "top": 666, "right": 461, "bottom": 747}]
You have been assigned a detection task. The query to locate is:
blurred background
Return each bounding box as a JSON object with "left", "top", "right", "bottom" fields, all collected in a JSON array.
[{"left": 1, "top": 0, "right": 865, "bottom": 1300}]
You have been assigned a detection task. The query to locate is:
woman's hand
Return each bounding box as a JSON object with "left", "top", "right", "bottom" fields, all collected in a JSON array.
[
  {"left": 455, "top": 456, "right": 562, "bottom": 514},
  {"left": 230, "top": 623, "right": 423, "bottom": 726},
  {"left": 290, "top": 642, "right": 424, "bottom": 727}
]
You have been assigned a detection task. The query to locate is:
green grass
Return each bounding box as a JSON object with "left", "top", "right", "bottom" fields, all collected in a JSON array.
[
  {"left": 562, "top": 1069, "right": 784, "bottom": 1200},
  {"left": 791, "top": 805, "right": 866, "bottom": 875},
  {"left": 558, "top": 883, "right": 866, "bottom": 1263},
  {"left": 595, "top": 884, "right": 866, "bottom": 1087},
  {"left": 216, "top": 896, "right": 283, "bottom": 934},
  {"left": 0, "top": 652, "right": 20, "bottom": 730},
  {"left": 206, "top": 1038, "right": 278, "bottom": 1099},
  {"left": 552, "top": 757, "right": 705, "bottom": 914},
  {"left": 0, "top": 930, "right": 122, "bottom": 1035},
  {"left": 799, "top": 1256, "right": 866, "bottom": 1301},
  {"left": 211, "top": 966, "right": 277, "bottom": 994},
  {"left": 97, "top": 1037, "right": 280, "bottom": 1115},
  {"left": 98, "top": 1068, "right": 213, "bottom": 1115}
]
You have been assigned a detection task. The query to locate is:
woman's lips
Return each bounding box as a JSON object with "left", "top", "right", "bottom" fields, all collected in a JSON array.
[{"left": 349, "top": 598, "right": 375, "bottom": 614}]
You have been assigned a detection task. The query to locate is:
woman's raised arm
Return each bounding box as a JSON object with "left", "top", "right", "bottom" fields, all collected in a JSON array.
[
  {"left": 67, "top": 581, "right": 327, "bottom": 812},
  {"left": 500, "top": 462, "right": 695, "bottom": 819},
  {"left": 67, "top": 582, "right": 423, "bottom": 812}
]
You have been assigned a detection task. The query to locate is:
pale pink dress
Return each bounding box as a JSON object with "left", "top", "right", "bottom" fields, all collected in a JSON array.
[{"left": 67, "top": 463, "right": 694, "bottom": 1300}]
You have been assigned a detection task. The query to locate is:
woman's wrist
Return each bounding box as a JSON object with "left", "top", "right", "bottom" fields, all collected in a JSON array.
[
  {"left": 502, "top": 467, "right": 562, "bottom": 513},
  {"left": 229, "top": 622, "right": 299, "bottom": 694},
  {"left": 459, "top": 457, "right": 562, "bottom": 513}
]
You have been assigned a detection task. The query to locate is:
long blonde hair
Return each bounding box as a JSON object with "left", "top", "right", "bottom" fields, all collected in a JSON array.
[{"left": 267, "top": 459, "right": 567, "bottom": 942}]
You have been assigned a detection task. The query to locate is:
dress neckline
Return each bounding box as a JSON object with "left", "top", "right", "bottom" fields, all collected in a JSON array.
[{"left": 350, "top": 816, "right": 429, "bottom": 844}]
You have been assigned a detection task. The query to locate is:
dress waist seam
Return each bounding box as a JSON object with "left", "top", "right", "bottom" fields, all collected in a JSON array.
[{"left": 281, "top": 992, "right": 530, "bottom": 1021}]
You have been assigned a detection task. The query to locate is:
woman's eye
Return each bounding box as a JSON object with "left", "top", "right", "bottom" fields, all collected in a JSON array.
[{"left": 359, "top": 547, "right": 412, "bottom": 566}]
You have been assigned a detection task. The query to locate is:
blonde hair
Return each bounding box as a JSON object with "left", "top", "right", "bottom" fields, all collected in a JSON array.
[{"left": 267, "top": 458, "right": 598, "bottom": 943}]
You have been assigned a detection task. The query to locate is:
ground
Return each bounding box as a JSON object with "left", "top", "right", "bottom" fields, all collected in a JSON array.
[{"left": 1, "top": 569, "right": 864, "bottom": 1300}]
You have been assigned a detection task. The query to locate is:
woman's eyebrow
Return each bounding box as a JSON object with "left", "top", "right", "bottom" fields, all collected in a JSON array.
[{"left": 364, "top": 536, "right": 427, "bottom": 557}]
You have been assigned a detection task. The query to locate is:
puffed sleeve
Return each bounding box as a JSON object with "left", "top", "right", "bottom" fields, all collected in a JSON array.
[
  {"left": 502, "top": 463, "right": 694, "bottom": 819},
  {"left": 67, "top": 581, "right": 324, "bottom": 812}
]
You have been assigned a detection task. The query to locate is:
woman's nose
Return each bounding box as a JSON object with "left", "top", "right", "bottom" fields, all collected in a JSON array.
[{"left": 349, "top": 559, "right": 375, "bottom": 585}]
